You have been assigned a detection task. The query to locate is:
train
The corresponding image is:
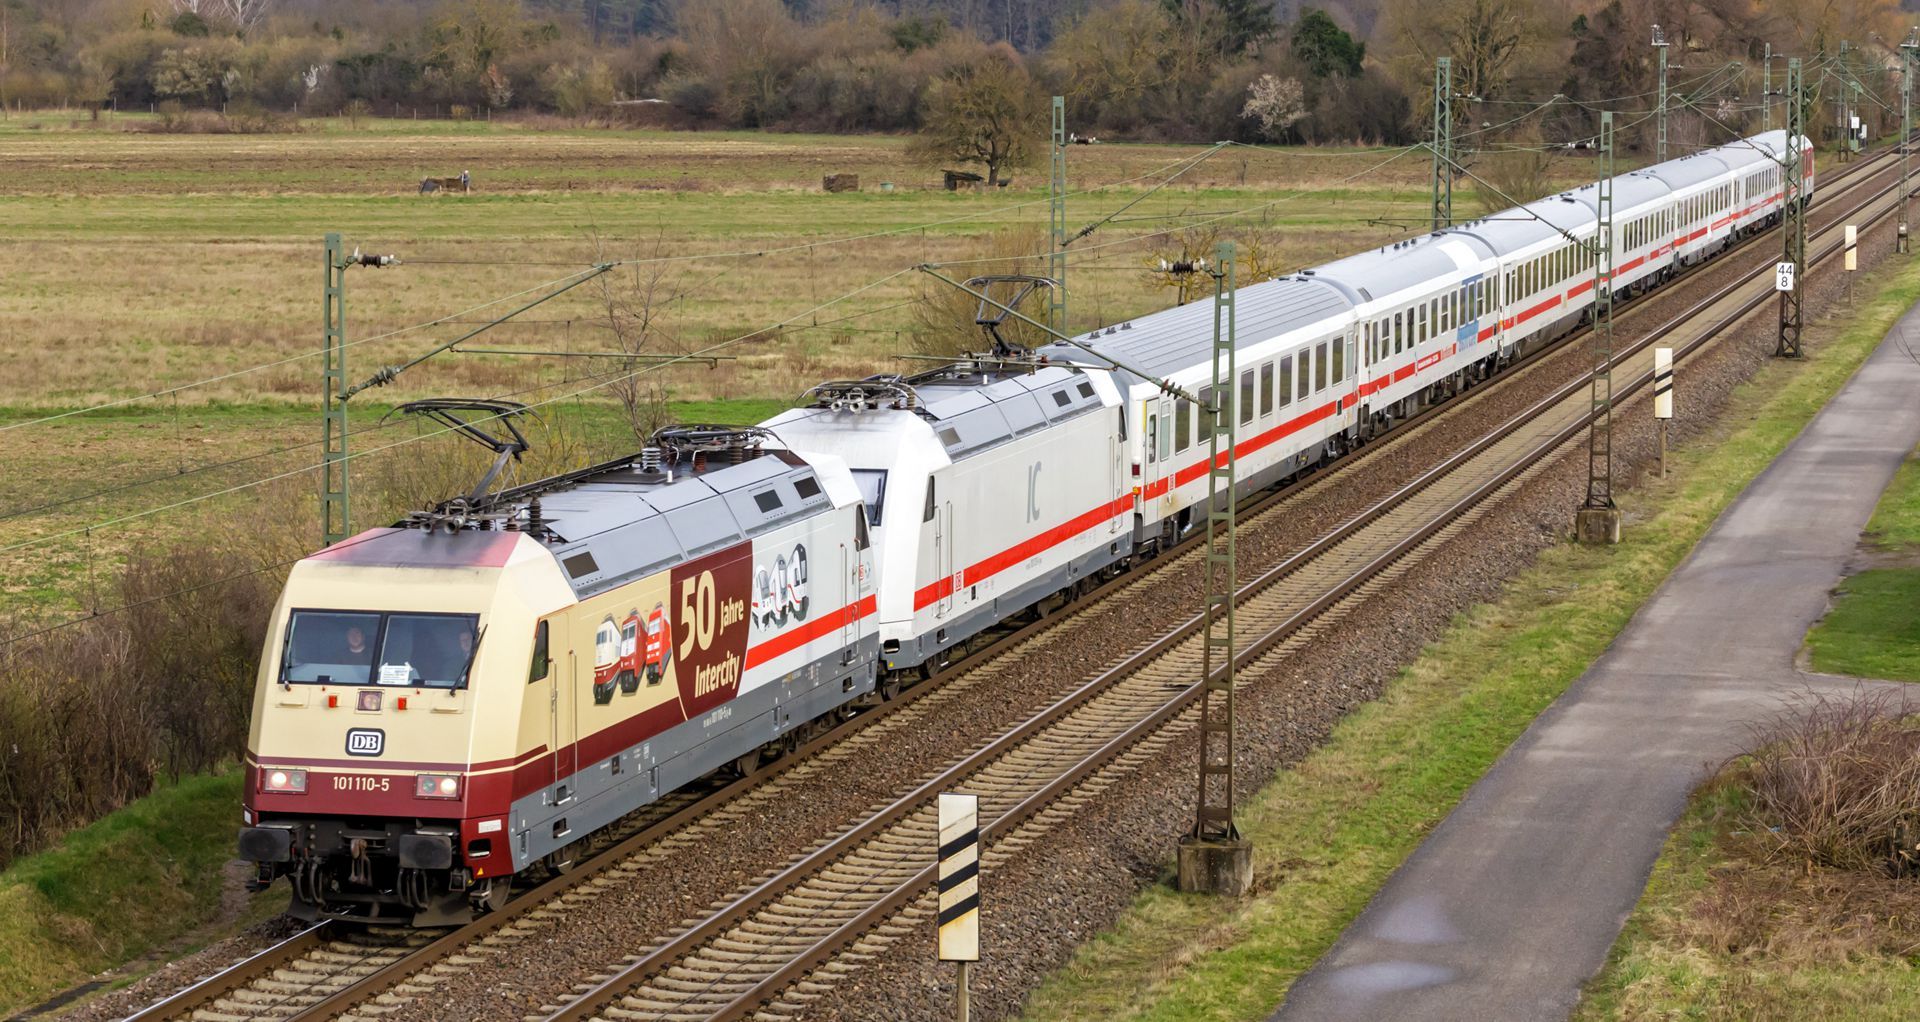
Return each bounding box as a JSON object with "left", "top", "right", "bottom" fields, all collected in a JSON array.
[{"left": 239, "top": 131, "right": 1813, "bottom": 924}]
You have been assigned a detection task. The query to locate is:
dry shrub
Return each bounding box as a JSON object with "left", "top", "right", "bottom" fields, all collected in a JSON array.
[
  {"left": 0, "top": 539, "right": 275, "bottom": 868},
  {"left": 1471, "top": 139, "right": 1559, "bottom": 217},
  {"left": 910, "top": 225, "right": 1050, "bottom": 359},
  {"left": 1733, "top": 688, "right": 1920, "bottom": 873},
  {"left": 141, "top": 99, "right": 303, "bottom": 134},
  {"left": 1143, "top": 221, "right": 1293, "bottom": 307}
]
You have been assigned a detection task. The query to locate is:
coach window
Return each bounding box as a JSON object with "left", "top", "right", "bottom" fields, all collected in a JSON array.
[
  {"left": 1278, "top": 356, "right": 1294, "bottom": 408},
  {"left": 1331, "top": 338, "right": 1345, "bottom": 383},
  {"left": 1314, "top": 342, "right": 1329, "bottom": 391},
  {"left": 1144, "top": 414, "right": 1157, "bottom": 463},
  {"left": 528, "top": 620, "right": 549, "bottom": 684},
  {"left": 1392, "top": 312, "right": 1403, "bottom": 353},
  {"left": 1260, "top": 362, "right": 1275, "bottom": 416},
  {"left": 1175, "top": 396, "right": 1192, "bottom": 452},
  {"left": 1239, "top": 369, "right": 1255, "bottom": 425}
]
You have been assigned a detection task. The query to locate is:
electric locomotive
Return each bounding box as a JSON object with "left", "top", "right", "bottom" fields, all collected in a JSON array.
[{"left": 239, "top": 420, "right": 878, "bottom": 924}]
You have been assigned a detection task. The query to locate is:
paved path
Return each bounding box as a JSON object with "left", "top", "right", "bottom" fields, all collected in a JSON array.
[{"left": 1273, "top": 309, "right": 1920, "bottom": 1022}]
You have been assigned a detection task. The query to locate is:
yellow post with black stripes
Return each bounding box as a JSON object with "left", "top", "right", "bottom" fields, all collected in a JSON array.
[{"left": 938, "top": 792, "right": 980, "bottom": 1021}]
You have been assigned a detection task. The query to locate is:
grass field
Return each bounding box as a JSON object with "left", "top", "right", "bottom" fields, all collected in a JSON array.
[
  {"left": 0, "top": 114, "right": 1449, "bottom": 411},
  {"left": 1804, "top": 442, "right": 1920, "bottom": 680},
  {"left": 1013, "top": 213, "right": 1920, "bottom": 1022},
  {"left": 0, "top": 116, "right": 1495, "bottom": 618}
]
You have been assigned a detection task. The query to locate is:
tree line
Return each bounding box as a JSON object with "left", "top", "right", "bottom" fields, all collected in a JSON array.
[{"left": 4, "top": 0, "right": 1909, "bottom": 152}]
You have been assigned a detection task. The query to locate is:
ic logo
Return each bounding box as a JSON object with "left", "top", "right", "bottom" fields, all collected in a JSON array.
[{"left": 345, "top": 728, "right": 385, "bottom": 757}]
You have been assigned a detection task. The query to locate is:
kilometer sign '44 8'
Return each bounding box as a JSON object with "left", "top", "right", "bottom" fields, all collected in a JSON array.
[{"left": 671, "top": 543, "right": 752, "bottom": 719}]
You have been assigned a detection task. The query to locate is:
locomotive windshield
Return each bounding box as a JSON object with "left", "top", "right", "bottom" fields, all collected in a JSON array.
[{"left": 281, "top": 610, "right": 480, "bottom": 688}]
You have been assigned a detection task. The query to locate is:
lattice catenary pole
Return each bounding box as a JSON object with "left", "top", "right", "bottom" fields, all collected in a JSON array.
[
  {"left": 1191, "top": 240, "right": 1239, "bottom": 848},
  {"left": 1654, "top": 25, "right": 1669, "bottom": 163},
  {"left": 322, "top": 233, "right": 349, "bottom": 547},
  {"left": 1903, "top": 31, "right": 1917, "bottom": 250},
  {"left": 1779, "top": 59, "right": 1807, "bottom": 358},
  {"left": 1049, "top": 95, "right": 1067, "bottom": 334},
  {"left": 1764, "top": 43, "right": 1773, "bottom": 132},
  {"left": 1584, "top": 112, "right": 1617, "bottom": 515},
  {"left": 1431, "top": 57, "right": 1453, "bottom": 230}
]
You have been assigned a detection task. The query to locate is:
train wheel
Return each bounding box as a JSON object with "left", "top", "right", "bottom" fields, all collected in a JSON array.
[
  {"left": 732, "top": 749, "right": 761, "bottom": 777},
  {"left": 469, "top": 878, "right": 508, "bottom": 914},
  {"left": 544, "top": 843, "right": 581, "bottom": 876}
]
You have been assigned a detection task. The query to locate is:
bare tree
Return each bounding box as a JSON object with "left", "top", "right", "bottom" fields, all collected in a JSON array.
[
  {"left": 1145, "top": 223, "right": 1290, "bottom": 306},
  {"left": 908, "top": 46, "right": 1044, "bottom": 186},
  {"left": 219, "top": 0, "right": 274, "bottom": 31},
  {"left": 592, "top": 231, "right": 696, "bottom": 443}
]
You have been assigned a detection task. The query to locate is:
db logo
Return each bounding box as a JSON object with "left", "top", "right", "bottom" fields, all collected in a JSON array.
[{"left": 345, "top": 728, "right": 385, "bottom": 757}]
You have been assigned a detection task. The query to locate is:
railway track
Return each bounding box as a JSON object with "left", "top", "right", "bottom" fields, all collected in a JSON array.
[
  {"left": 116, "top": 145, "right": 1903, "bottom": 1022},
  {"left": 532, "top": 161, "right": 1915, "bottom": 1022}
]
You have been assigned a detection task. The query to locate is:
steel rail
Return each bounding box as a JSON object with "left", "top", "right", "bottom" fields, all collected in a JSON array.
[
  {"left": 545, "top": 154, "right": 1914, "bottom": 1022},
  {"left": 120, "top": 923, "right": 335, "bottom": 1022}
]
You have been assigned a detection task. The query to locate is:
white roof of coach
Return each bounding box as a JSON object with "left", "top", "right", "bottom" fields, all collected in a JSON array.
[
  {"left": 1636, "top": 150, "right": 1735, "bottom": 191},
  {"left": 1037, "top": 274, "right": 1352, "bottom": 383}
]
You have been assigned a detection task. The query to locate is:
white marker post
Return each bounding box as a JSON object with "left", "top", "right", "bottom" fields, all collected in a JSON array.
[
  {"left": 1845, "top": 225, "right": 1858, "bottom": 305},
  {"left": 1653, "top": 347, "right": 1673, "bottom": 478},
  {"left": 937, "top": 793, "right": 980, "bottom": 1022},
  {"left": 1776, "top": 261, "right": 1796, "bottom": 294}
]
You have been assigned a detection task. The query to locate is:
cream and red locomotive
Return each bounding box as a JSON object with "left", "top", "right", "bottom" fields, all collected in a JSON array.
[
  {"left": 240, "top": 427, "right": 878, "bottom": 923},
  {"left": 240, "top": 132, "right": 1811, "bottom": 923}
]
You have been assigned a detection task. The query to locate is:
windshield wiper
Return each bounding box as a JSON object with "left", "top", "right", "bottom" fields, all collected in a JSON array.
[{"left": 454, "top": 625, "right": 487, "bottom": 691}]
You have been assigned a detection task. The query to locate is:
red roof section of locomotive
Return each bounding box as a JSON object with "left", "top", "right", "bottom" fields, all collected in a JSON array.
[{"left": 307, "top": 527, "right": 521, "bottom": 568}]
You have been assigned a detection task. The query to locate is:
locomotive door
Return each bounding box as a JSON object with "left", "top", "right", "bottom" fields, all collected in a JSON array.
[
  {"left": 551, "top": 651, "right": 577, "bottom": 805},
  {"left": 934, "top": 501, "right": 954, "bottom": 618},
  {"left": 840, "top": 544, "right": 862, "bottom": 648}
]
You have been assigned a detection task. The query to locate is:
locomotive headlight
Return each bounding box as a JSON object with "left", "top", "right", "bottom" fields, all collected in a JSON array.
[
  {"left": 415, "top": 773, "right": 462, "bottom": 799},
  {"left": 262, "top": 768, "right": 307, "bottom": 794}
]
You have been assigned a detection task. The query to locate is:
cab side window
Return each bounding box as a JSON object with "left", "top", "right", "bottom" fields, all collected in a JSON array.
[{"left": 528, "top": 620, "right": 550, "bottom": 683}]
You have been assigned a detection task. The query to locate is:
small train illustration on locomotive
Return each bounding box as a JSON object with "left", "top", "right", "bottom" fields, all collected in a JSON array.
[{"left": 238, "top": 133, "right": 1812, "bottom": 924}]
